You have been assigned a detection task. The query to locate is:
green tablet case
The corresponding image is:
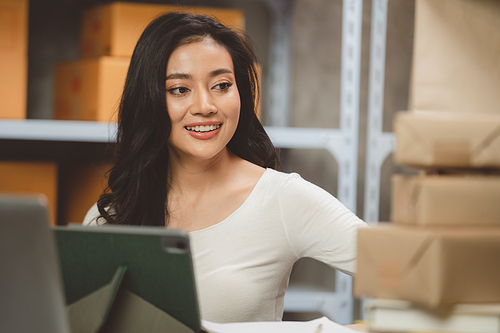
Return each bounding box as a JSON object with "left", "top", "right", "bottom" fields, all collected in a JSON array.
[{"left": 52, "top": 225, "right": 201, "bottom": 333}]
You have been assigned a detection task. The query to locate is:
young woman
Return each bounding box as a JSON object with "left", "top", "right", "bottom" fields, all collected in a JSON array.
[{"left": 84, "top": 12, "right": 367, "bottom": 323}]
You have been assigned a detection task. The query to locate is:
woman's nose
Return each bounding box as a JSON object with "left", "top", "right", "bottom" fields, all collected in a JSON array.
[{"left": 191, "top": 88, "right": 217, "bottom": 115}]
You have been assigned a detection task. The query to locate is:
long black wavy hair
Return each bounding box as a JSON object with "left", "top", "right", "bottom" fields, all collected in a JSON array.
[{"left": 97, "top": 12, "right": 281, "bottom": 226}]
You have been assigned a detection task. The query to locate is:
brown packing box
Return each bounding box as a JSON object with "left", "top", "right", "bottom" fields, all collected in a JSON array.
[
  {"left": 354, "top": 225, "right": 500, "bottom": 308},
  {"left": 0, "top": 0, "right": 28, "bottom": 119},
  {"left": 81, "top": 2, "right": 245, "bottom": 58},
  {"left": 409, "top": 0, "right": 500, "bottom": 114},
  {"left": 53, "top": 61, "right": 80, "bottom": 120},
  {"left": 54, "top": 57, "right": 129, "bottom": 122},
  {"left": 63, "top": 162, "right": 112, "bottom": 224},
  {"left": 0, "top": 161, "right": 58, "bottom": 224},
  {"left": 391, "top": 173, "right": 500, "bottom": 227},
  {"left": 393, "top": 110, "right": 500, "bottom": 168}
]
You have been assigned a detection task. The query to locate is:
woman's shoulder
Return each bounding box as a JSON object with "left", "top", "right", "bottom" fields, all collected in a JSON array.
[
  {"left": 82, "top": 203, "right": 104, "bottom": 226},
  {"left": 264, "top": 168, "right": 342, "bottom": 204},
  {"left": 263, "top": 168, "right": 308, "bottom": 188}
]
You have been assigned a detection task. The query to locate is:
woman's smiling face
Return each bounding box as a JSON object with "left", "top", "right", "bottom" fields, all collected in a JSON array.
[{"left": 165, "top": 37, "right": 241, "bottom": 163}]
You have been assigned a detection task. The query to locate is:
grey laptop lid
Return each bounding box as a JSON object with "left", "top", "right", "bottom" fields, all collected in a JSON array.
[{"left": 0, "top": 194, "right": 70, "bottom": 333}]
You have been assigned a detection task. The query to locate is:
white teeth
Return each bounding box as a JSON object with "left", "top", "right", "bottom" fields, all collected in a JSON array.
[{"left": 186, "top": 124, "right": 221, "bottom": 133}]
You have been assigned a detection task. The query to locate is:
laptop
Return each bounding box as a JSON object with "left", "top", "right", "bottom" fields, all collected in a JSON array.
[
  {"left": 53, "top": 224, "right": 203, "bottom": 333},
  {"left": 0, "top": 194, "right": 70, "bottom": 333}
]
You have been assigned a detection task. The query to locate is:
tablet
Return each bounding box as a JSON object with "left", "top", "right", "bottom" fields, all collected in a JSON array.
[
  {"left": 52, "top": 224, "right": 201, "bottom": 332},
  {"left": 0, "top": 194, "right": 70, "bottom": 333}
]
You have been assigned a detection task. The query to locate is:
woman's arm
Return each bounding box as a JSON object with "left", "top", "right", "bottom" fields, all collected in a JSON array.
[{"left": 278, "top": 173, "right": 368, "bottom": 275}]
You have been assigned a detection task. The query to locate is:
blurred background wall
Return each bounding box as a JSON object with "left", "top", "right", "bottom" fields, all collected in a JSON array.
[
  {"left": 26, "top": 0, "right": 415, "bottom": 319},
  {"left": 27, "top": 0, "right": 415, "bottom": 222}
]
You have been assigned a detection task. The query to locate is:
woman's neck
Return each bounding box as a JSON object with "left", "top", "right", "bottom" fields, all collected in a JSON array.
[
  {"left": 165, "top": 148, "right": 266, "bottom": 231},
  {"left": 168, "top": 148, "right": 237, "bottom": 193}
]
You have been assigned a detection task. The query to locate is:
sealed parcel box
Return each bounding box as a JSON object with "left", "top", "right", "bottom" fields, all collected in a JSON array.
[
  {"left": 0, "top": 161, "right": 58, "bottom": 224},
  {"left": 54, "top": 57, "right": 129, "bottom": 122},
  {"left": 391, "top": 173, "right": 500, "bottom": 227},
  {"left": 393, "top": 111, "right": 500, "bottom": 168},
  {"left": 0, "top": 0, "right": 28, "bottom": 119},
  {"left": 409, "top": 0, "right": 500, "bottom": 114},
  {"left": 81, "top": 2, "right": 245, "bottom": 58},
  {"left": 53, "top": 61, "right": 81, "bottom": 120},
  {"left": 63, "top": 162, "right": 111, "bottom": 225},
  {"left": 354, "top": 225, "right": 500, "bottom": 308}
]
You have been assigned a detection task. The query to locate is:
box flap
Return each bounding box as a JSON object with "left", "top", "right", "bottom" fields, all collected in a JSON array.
[
  {"left": 394, "top": 112, "right": 434, "bottom": 165},
  {"left": 472, "top": 125, "right": 500, "bottom": 164},
  {"left": 391, "top": 174, "right": 421, "bottom": 224}
]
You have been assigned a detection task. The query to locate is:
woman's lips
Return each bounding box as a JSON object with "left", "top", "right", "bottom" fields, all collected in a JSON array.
[{"left": 185, "top": 123, "right": 222, "bottom": 140}]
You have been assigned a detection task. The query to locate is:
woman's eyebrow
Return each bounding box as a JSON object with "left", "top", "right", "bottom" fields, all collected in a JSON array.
[
  {"left": 166, "top": 73, "right": 192, "bottom": 80},
  {"left": 209, "top": 68, "right": 233, "bottom": 78},
  {"left": 166, "top": 69, "right": 233, "bottom": 80}
]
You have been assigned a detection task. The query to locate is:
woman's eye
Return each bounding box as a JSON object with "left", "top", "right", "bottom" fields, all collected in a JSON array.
[
  {"left": 214, "top": 82, "right": 232, "bottom": 91},
  {"left": 167, "top": 87, "right": 189, "bottom": 95}
]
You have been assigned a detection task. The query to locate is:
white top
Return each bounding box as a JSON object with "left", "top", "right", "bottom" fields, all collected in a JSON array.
[{"left": 83, "top": 168, "right": 367, "bottom": 323}]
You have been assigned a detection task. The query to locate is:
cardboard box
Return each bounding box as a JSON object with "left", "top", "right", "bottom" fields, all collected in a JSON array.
[
  {"left": 393, "top": 111, "right": 500, "bottom": 168},
  {"left": 54, "top": 57, "right": 129, "bottom": 122},
  {"left": 0, "top": 161, "right": 58, "bottom": 224},
  {"left": 409, "top": 0, "right": 500, "bottom": 114},
  {"left": 392, "top": 173, "right": 500, "bottom": 227},
  {"left": 63, "top": 162, "right": 111, "bottom": 224},
  {"left": 355, "top": 225, "right": 500, "bottom": 308},
  {"left": 81, "top": 2, "right": 245, "bottom": 58},
  {"left": 53, "top": 61, "right": 81, "bottom": 120},
  {"left": 0, "top": 0, "right": 28, "bottom": 119}
]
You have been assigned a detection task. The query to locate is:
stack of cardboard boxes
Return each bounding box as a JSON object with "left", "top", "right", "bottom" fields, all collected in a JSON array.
[
  {"left": 0, "top": 2, "right": 244, "bottom": 225},
  {"left": 53, "top": 1, "right": 245, "bottom": 122},
  {"left": 355, "top": 0, "right": 500, "bottom": 332},
  {"left": 355, "top": 110, "right": 500, "bottom": 332},
  {"left": 0, "top": 0, "right": 59, "bottom": 224}
]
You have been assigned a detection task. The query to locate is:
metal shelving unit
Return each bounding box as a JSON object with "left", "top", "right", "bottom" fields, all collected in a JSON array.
[
  {"left": 0, "top": 120, "right": 116, "bottom": 142},
  {"left": 363, "top": 0, "right": 395, "bottom": 224},
  {"left": 265, "top": 0, "right": 364, "bottom": 325}
]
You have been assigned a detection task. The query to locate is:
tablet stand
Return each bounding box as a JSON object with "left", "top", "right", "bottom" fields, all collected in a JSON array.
[{"left": 67, "top": 266, "right": 195, "bottom": 333}]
